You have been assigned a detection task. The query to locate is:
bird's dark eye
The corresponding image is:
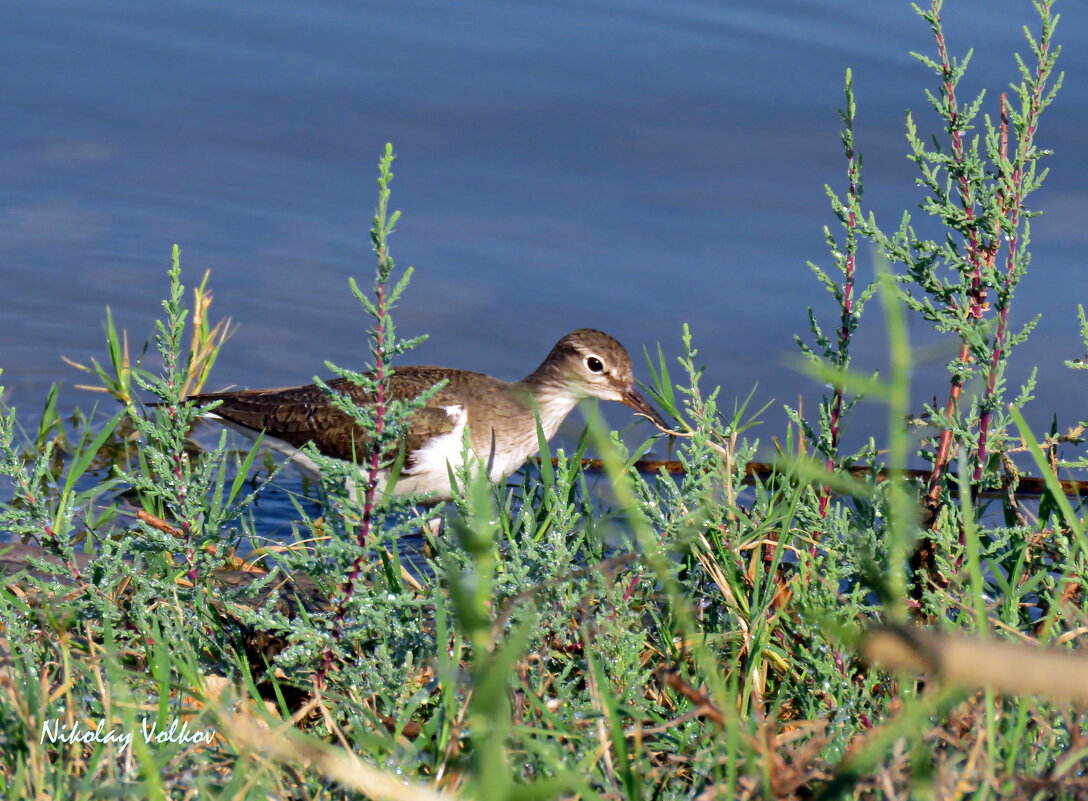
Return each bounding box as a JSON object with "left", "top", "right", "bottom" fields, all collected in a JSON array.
[{"left": 586, "top": 355, "right": 604, "bottom": 373}]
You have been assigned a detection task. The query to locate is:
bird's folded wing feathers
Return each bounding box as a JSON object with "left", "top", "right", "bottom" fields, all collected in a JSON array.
[{"left": 185, "top": 375, "right": 462, "bottom": 465}]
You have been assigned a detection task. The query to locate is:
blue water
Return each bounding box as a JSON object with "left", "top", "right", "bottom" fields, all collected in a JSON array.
[{"left": 2, "top": 1, "right": 1086, "bottom": 499}]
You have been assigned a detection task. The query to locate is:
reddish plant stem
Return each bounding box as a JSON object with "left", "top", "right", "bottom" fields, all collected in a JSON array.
[
  {"left": 164, "top": 350, "right": 199, "bottom": 582},
  {"left": 924, "top": 342, "right": 971, "bottom": 517},
  {"left": 22, "top": 475, "right": 82, "bottom": 582},
  {"left": 318, "top": 250, "right": 391, "bottom": 685},
  {"left": 621, "top": 571, "right": 643, "bottom": 603},
  {"left": 174, "top": 435, "right": 197, "bottom": 582},
  {"left": 923, "top": 3, "right": 992, "bottom": 519},
  {"left": 819, "top": 114, "right": 859, "bottom": 520},
  {"left": 974, "top": 95, "right": 1015, "bottom": 481},
  {"left": 351, "top": 275, "right": 387, "bottom": 572},
  {"left": 42, "top": 525, "right": 82, "bottom": 582},
  {"left": 974, "top": 30, "right": 1051, "bottom": 479}
]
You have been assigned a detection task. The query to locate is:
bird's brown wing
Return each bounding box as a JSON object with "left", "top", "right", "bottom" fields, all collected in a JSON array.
[{"left": 185, "top": 370, "right": 466, "bottom": 465}]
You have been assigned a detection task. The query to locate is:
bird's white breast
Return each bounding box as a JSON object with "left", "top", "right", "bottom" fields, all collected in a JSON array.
[{"left": 394, "top": 404, "right": 469, "bottom": 496}]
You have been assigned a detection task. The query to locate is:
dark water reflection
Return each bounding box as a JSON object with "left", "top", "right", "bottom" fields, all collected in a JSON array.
[{"left": 2, "top": 0, "right": 1086, "bottom": 481}]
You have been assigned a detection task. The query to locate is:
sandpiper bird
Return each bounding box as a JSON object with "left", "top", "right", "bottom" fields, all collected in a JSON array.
[{"left": 182, "top": 329, "right": 668, "bottom": 501}]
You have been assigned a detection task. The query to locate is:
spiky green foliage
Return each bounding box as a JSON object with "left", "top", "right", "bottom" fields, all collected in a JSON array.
[{"left": 3, "top": 6, "right": 1088, "bottom": 800}]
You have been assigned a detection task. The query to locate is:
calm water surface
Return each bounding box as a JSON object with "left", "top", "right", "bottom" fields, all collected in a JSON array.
[{"left": 3, "top": 0, "right": 1086, "bottom": 464}]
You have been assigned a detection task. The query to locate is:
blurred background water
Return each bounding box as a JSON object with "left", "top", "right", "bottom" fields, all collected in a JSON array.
[{"left": 2, "top": 0, "right": 1085, "bottom": 469}]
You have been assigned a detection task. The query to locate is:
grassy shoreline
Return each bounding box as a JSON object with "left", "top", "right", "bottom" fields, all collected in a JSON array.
[{"left": 4, "top": 3, "right": 1088, "bottom": 799}]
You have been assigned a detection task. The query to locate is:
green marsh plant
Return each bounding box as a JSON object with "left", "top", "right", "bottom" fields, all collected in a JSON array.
[
  {"left": 798, "top": 0, "right": 1065, "bottom": 592},
  {"left": 884, "top": 0, "right": 1060, "bottom": 512},
  {"left": 4, "top": 4, "right": 1088, "bottom": 799}
]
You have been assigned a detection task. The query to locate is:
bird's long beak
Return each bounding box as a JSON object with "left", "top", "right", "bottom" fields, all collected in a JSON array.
[{"left": 620, "top": 387, "right": 671, "bottom": 432}]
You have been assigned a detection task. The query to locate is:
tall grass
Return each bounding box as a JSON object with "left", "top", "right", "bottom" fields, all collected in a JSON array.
[{"left": 2, "top": 3, "right": 1087, "bottom": 799}]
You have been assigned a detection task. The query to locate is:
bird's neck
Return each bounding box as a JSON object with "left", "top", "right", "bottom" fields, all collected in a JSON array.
[{"left": 519, "top": 367, "right": 580, "bottom": 441}]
